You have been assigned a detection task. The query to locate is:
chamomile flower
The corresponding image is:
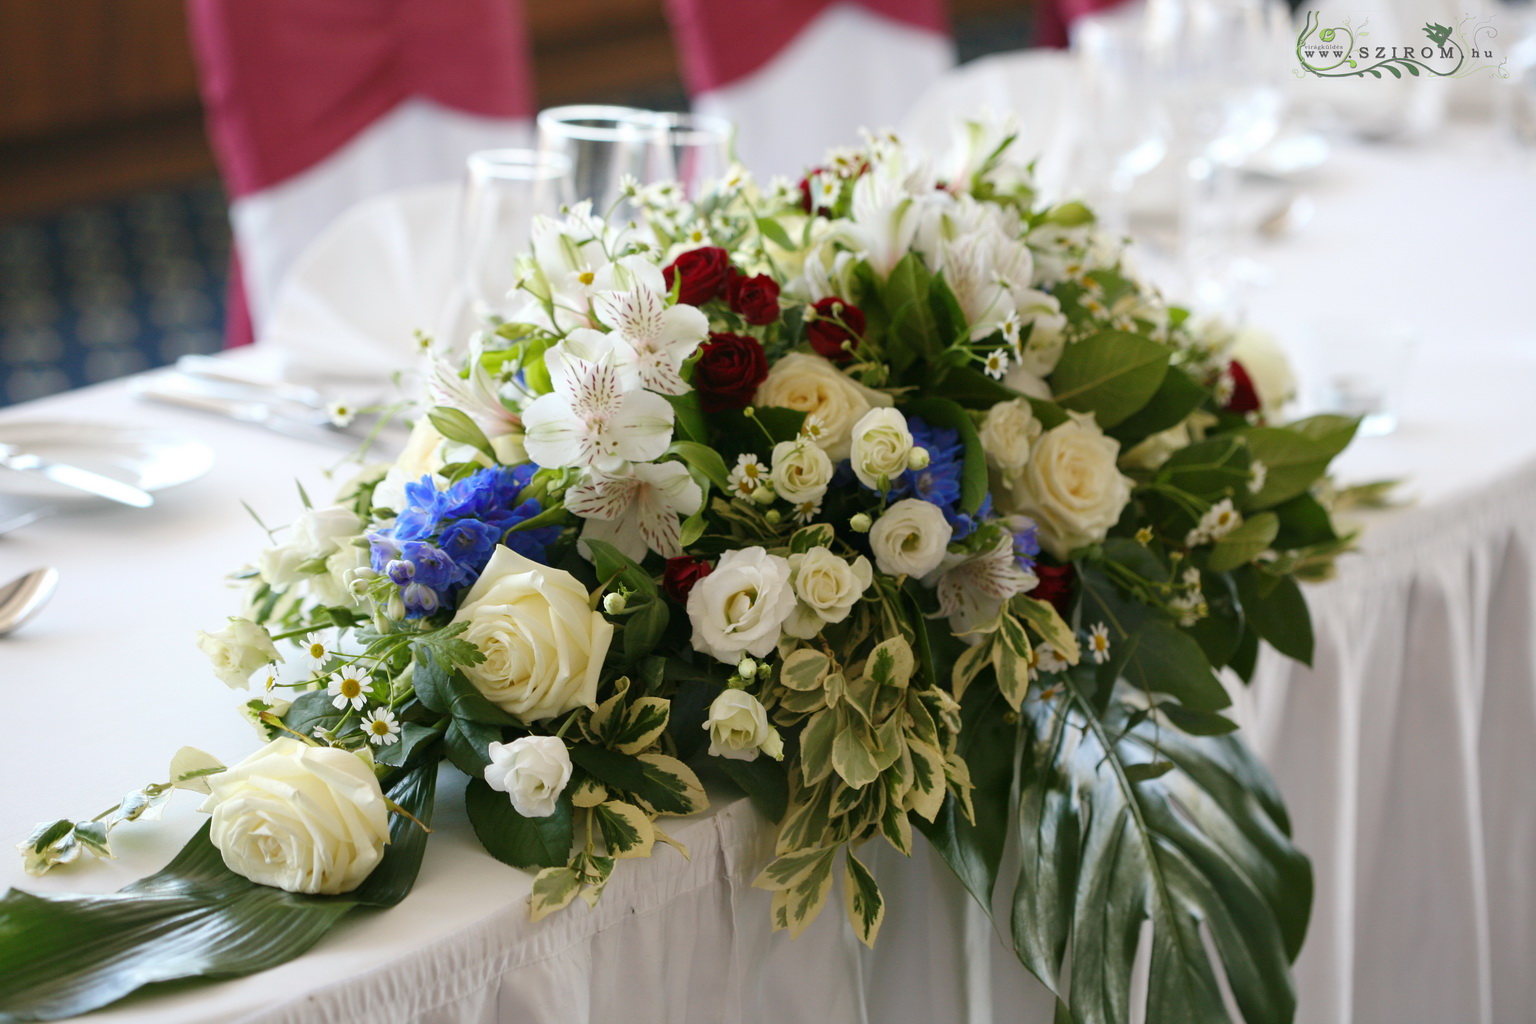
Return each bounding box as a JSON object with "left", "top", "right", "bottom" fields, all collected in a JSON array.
[
  {"left": 798, "top": 414, "right": 828, "bottom": 445},
  {"left": 1135, "top": 526, "right": 1154, "bottom": 546},
  {"left": 1082, "top": 296, "right": 1109, "bottom": 319},
  {"left": 301, "top": 628, "right": 338, "bottom": 672},
  {"left": 327, "top": 667, "right": 370, "bottom": 712},
  {"left": 1248, "top": 460, "right": 1268, "bottom": 494},
  {"left": 727, "top": 454, "right": 770, "bottom": 499},
  {"left": 326, "top": 401, "right": 355, "bottom": 428},
  {"left": 792, "top": 499, "right": 822, "bottom": 524},
  {"left": 984, "top": 348, "right": 1010, "bottom": 379},
  {"left": 363, "top": 707, "right": 401, "bottom": 747},
  {"left": 1035, "top": 642, "right": 1070, "bottom": 675},
  {"left": 1087, "top": 623, "right": 1111, "bottom": 665}
]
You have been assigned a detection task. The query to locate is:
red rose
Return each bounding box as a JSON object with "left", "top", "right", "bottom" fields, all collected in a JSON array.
[
  {"left": 663, "top": 247, "right": 733, "bottom": 306},
  {"left": 1031, "top": 563, "right": 1076, "bottom": 618},
  {"left": 727, "top": 273, "right": 780, "bottom": 325},
  {"left": 663, "top": 556, "right": 712, "bottom": 604},
  {"left": 806, "top": 297, "right": 865, "bottom": 363},
  {"left": 693, "top": 332, "right": 768, "bottom": 413},
  {"left": 1224, "top": 360, "right": 1260, "bottom": 414}
]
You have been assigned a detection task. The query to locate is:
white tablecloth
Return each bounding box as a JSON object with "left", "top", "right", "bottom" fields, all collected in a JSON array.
[{"left": 2, "top": 67, "right": 1534, "bottom": 1024}]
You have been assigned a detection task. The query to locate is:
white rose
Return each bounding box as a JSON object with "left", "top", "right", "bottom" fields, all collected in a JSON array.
[
  {"left": 754, "top": 352, "right": 894, "bottom": 462},
  {"left": 1004, "top": 411, "right": 1133, "bottom": 560},
  {"left": 770, "top": 440, "right": 834, "bottom": 505},
  {"left": 784, "top": 548, "right": 873, "bottom": 639},
  {"left": 196, "top": 617, "right": 282, "bottom": 689},
  {"left": 704, "top": 690, "right": 784, "bottom": 761},
  {"left": 256, "top": 543, "right": 308, "bottom": 588},
  {"left": 484, "top": 736, "right": 573, "bottom": 818},
  {"left": 686, "top": 547, "right": 796, "bottom": 664},
  {"left": 849, "top": 407, "right": 914, "bottom": 491},
  {"left": 979, "top": 399, "right": 1042, "bottom": 483},
  {"left": 203, "top": 738, "right": 389, "bottom": 895},
  {"left": 450, "top": 546, "right": 614, "bottom": 722},
  {"left": 869, "top": 498, "right": 953, "bottom": 578}
]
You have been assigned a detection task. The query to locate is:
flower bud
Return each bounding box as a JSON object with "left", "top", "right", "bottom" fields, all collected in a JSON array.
[
  {"left": 907, "top": 446, "right": 931, "bottom": 471},
  {"left": 737, "top": 657, "right": 758, "bottom": 678},
  {"left": 849, "top": 513, "right": 872, "bottom": 533},
  {"left": 752, "top": 482, "right": 778, "bottom": 506},
  {"left": 603, "top": 592, "right": 628, "bottom": 615},
  {"left": 764, "top": 508, "right": 783, "bottom": 525}
]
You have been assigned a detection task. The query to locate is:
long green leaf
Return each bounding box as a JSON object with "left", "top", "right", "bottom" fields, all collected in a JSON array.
[
  {"left": 904, "top": 396, "right": 988, "bottom": 514},
  {"left": 0, "top": 763, "right": 437, "bottom": 1022},
  {"left": 1049, "top": 331, "right": 1170, "bottom": 429}
]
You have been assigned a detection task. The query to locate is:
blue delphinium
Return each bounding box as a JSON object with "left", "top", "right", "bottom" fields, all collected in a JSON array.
[
  {"left": 884, "top": 417, "right": 990, "bottom": 540},
  {"left": 1008, "top": 515, "right": 1041, "bottom": 574},
  {"left": 368, "top": 464, "right": 558, "bottom": 618}
]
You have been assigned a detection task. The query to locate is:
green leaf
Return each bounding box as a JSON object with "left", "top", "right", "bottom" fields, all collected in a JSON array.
[
  {"left": 1288, "top": 414, "right": 1359, "bottom": 460},
  {"left": 372, "top": 721, "right": 441, "bottom": 769},
  {"left": 427, "top": 406, "right": 496, "bottom": 462},
  {"left": 664, "top": 390, "right": 707, "bottom": 444},
  {"left": 411, "top": 648, "right": 520, "bottom": 726},
  {"left": 666, "top": 440, "right": 730, "bottom": 492},
  {"left": 1160, "top": 703, "right": 1240, "bottom": 737},
  {"left": 715, "top": 754, "right": 790, "bottom": 821},
  {"left": 443, "top": 717, "right": 501, "bottom": 777},
  {"left": 1270, "top": 493, "right": 1339, "bottom": 550},
  {"left": 1243, "top": 427, "right": 1334, "bottom": 508},
  {"left": 843, "top": 851, "right": 886, "bottom": 947},
  {"left": 1048, "top": 331, "right": 1170, "bottom": 429},
  {"left": 0, "top": 763, "right": 436, "bottom": 1021},
  {"left": 1108, "top": 366, "right": 1208, "bottom": 445},
  {"left": 1206, "top": 512, "right": 1279, "bottom": 573},
  {"left": 905, "top": 396, "right": 988, "bottom": 514},
  {"left": 529, "top": 866, "right": 582, "bottom": 923},
  {"left": 465, "top": 777, "right": 574, "bottom": 869},
  {"left": 831, "top": 724, "right": 882, "bottom": 789},
  {"left": 884, "top": 252, "right": 942, "bottom": 369},
  {"left": 593, "top": 801, "right": 654, "bottom": 859},
  {"left": 1235, "top": 567, "right": 1315, "bottom": 666},
  {"left": 790, "top": 523, "right": 836, "bottom": 554},
  {"left": 1160, "top": 435, "right": 1251, "bottom": 502},
  {"left": 612, "top": 697, "right": 670, "bottom": 755},
  {"left": 930, "top": 365, "right": 1069, "bottom": 428},
  {"left": 1005, "top": 680, "right": 1308, "bottom": 1022},
  {"left": 928, "top": 273, "right": 970, "bottom": 349},
  {"left": 755, "top": 216, "right": 794, "bottom": 251},
  {"left": 585, "top": 539, "right": 658, "bottom": 599}
]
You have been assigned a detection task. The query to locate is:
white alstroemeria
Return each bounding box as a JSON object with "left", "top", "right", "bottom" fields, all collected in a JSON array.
[
  {"left": 923, "top": 530, "right": 1038, "bottom": 639},
  {"left": 521, "top": 336, "right": 674, "bottom": 472},
  {"left": 593, "top": 282, "right": 709, "bottom": 395},
  {"left": 839, "top": 150, "right": 936, "bottom": 278},
  {"left": 937, "top": 113, "right": 1022, "bottom": 193},
  {"left": 567, "top": 460, "right": 704, "bottom": 561},
  {"left": 425, "top": 338, "right": 524, "bottom": 428}
]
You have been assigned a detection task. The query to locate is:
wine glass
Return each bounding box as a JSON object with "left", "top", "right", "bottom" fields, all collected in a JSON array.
[
  {"left": 536, "top": 105, "right": 658, "bottom": 221},
  {"left": 460, "top": 148, "right": 574, "bottom": 324},
  {"left": 645, "top": 112, "right": 734, "bottom": 200}
]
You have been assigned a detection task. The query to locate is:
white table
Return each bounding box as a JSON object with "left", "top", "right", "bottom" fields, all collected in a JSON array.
[{"left": 3, "top": 78, "right": 1535, "bottom": 1024}]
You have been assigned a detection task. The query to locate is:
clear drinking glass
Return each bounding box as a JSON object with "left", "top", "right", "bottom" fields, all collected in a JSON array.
[
  {"left": 461, "top": 148, "right": 574, "bottom": 323},
  {"left": 646, "top": 112, "right": 734, "bottom": 199},
  {"left": 536, "top": 105, "right": 658, "bottom": 220}
]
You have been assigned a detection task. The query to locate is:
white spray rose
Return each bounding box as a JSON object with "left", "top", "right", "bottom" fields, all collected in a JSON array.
[
  {"left": 869, "top": 498, "right": 954, "bottom": 578},
  {"left": 978, "top": 399, "right": 1042, "bottom": 484},
  {"left": 770, "top": 440, "right": 834, "bottom": 505},
  {"left": 849, "top": 407, "right": 914, "bottom": 491},
  {"left": 257, "top": 506, "right": 364, "bottom": 588},
  {"left": 754, "top": 352, "right": 894, "bottom": 461},
  {"left": 203, "top": 738, "right": 389, "bottom": 895},
  {"left": 1003, "top": 412, "right": 1133, "bottom": 560},
  {"left": 484, "top": 736, "right": 573, "bottom": 818},
  {"left": 703, "top": 690, "right": 784, "bottom": 761},
  {"left": 196, "top": 617, "right": 282, "bottom": 689},
  {"left": 784, "top": 548, "right": 873, "bottom": 639},
  {"left": 450, "top": 546, "right": 613, "bottom": 722},
  {"left": 686, "top": 547, "right": 796, "bottom": 664}
]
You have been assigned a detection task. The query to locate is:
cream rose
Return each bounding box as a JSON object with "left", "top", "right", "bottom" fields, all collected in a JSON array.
[
  {"left": 203, "top": 738, "right": 389, "bottom": 895},
  {"left": 770, "top": 440, "right": 834, "bottom": 505},
  {"left": 849, "top": 407, "right": 914, "bottom": 491},
  {"left": 703, "top": 690, "right": 784, "bottom": 761},
  {"left": 686, "top": 547, "right": 796, "bottom": 664},
  {"left": 451, "top": 546, "right": 613, "bottom": 722},
  {"left": 754, "top": 352, "right": 894, "bottom": 462},
  {"left": 1005, "top": 411, "right": 1133, "bottom": 560},
  {"left": 869, "top": 498, "right": 953, "bottom": 578},
  {"left": 484, "top": 736, "right": 573, "bottom": 818},
  {"left": 196, "top": 617, "right": 281, "bottom": 689},
  {"left": 784, "top": 547, "right": 873, "bottom": 639},
  {"left": 979, "top": 398, "right": 1042, "bottom": 484}
]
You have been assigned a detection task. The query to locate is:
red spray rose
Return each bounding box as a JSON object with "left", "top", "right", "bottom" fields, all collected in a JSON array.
[
  {"left": 1031, "top": 563, "right": 1076, "bottom": 618},
  {"left": 693, "top": 332, "right": 768, "bottom": 413},
  {"left": 663, "top": 247, "right": 732, "bottom": 306},
  {"left": 1224, "top": 360, "right": 1260, "bottom": 414},
  {"left": 727, "top": 273, "right": 781, "bottom": 325},
  {"left": 663, "top": 556, "right": 712, "bottom": 603},
  {"left": 806, "top": 297, "right": 866, "bottom": 363}
]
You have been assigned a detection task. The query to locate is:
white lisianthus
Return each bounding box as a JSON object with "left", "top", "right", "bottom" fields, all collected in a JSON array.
[
  {"left": 258, "top": 506, "right": 364, "bottom": 588},
  {"left": 703, "top": 690, "right": 784, "bottom": 761},
  {"left": 451, "top": 546, "right": 614, "bottom": 722},
  {"left": 484, "top": 736, "right": 573, "bottom": 818},
  {"left": 869, "top": 498, "right": 954, "bottom": 579},
  {"left": 849, "top": 407, "right": 914, "bottom": 491},
  {"left": 784, "top": 547, "right": 873, "bottom": 639},
  {"left": 978, "top": 399, "right": 1042, "bottom": 484},
  {"left": 686, "top": 547, "right": 796, "bottom": 664},
  {"left": 203, "top": 738, "right": 389, "bottom": 895},
  {"left": 770, "top": 440, "right": 834, "bottom": 505},
  {"left": 754, "top": 352, "right": 894, "bottom": 462},
  {"left": 1002, "top": 412, "right": 1133, "bottom": 560},
  {"left": 196, "top": 617, "right": 282, "bottom": 689}
]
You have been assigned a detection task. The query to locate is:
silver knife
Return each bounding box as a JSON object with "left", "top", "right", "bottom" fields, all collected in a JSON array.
[
  {"left": 0, "top": 444, "right": 154, "bottom": 508},
  {"left": 131, "top": 375, "right": 370, "bottom": 450}
]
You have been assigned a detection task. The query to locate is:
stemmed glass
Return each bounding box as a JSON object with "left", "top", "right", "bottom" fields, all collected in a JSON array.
[
  {"left": 645, "top": 112, "right": 734, "bottom": 200},
  {"left": 460, "top": 148, "right": 574, "bottom": 324},
  {"left": 536, "top": 105, "right": 659, "bottom": 221}
]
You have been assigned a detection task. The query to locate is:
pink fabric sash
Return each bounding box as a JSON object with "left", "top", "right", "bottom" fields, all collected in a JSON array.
[
  {"left": 664, "top": 0, "right": 950, "bottom": 93},
  {"left": 1036, "top": 0, "right": 1128, "bottom": 48},
  {"left": 186, "top": 0, "right": 534, "bottom": 198}
]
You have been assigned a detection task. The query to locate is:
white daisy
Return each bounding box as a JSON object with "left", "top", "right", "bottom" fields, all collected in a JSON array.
[
  {"left": 727, "top": 454, "right": 770, "bottom": 499},
  {"left": 1087, "top": 623, "right": 1111, "bottom": 665},
  {"left": 300, "top": 628, "right": 337, "bottom": 672},
  {"left": 1186, "top": 498, "right": 1242, "bottom": 547},
  {"left": 1035, "top": 642, "right": 1070, "bottom": 675},
  {"left": 363, "top": 707, "right": 401, "bottom": 747},
  {"left": 327, "top": 667, "right": 370, "bottom": 712},
  {"left": 326, "top": 401, "right": 355, "bottom": 428},
  {"left": 792, "top": 499, "right": 822, "bottom": 524},
  {"left": 1248, "top": 460, "right": 1268, "bottom": 494},
  {"left": 983, "top": 348, "right": 1010, "bottom": 380}
]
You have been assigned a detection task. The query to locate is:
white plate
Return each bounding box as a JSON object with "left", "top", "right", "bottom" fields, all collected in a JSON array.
[{"left": 0, "top": 421, "right": 214, "bottom": 503}]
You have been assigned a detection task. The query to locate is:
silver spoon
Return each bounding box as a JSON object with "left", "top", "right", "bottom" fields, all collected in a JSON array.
[{"left": 0, "top": 567, "right": 58, "bottom": 636}]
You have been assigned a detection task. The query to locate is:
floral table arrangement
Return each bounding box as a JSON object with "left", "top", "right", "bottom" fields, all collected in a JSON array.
[{"left": 2, "top": 121, "right": 1356, "bottom": 1024}]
